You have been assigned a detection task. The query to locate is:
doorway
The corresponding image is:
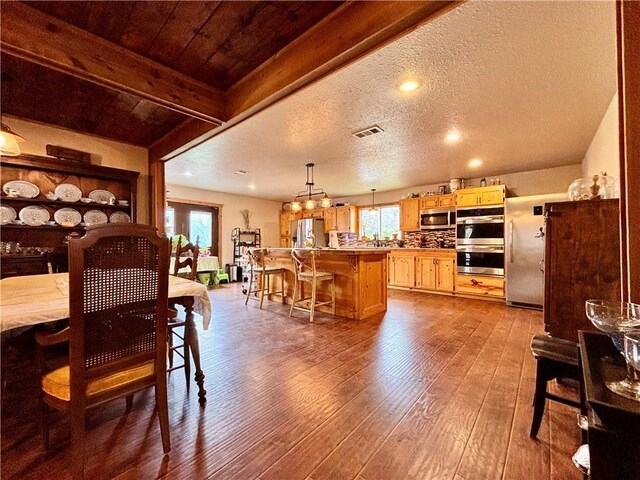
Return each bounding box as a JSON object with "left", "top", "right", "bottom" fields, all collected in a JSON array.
[{"left": 165, "top": 201, "right": 220, "bottom": 258}]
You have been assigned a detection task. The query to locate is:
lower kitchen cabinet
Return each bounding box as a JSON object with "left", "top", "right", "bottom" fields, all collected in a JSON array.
[
  {"left": 388, "top": 253, "right": 415, "bottom": 288},
  {"left": 415, "top": 254, "right": 455, "bottom": 293},
  {"left": 455, "top": 273, "right": 504, "bottom": 297},
  {"left": 389, "top": 251, "right": 455, "bottom": 294}
]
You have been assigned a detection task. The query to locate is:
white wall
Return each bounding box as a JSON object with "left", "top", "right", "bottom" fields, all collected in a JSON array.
[
  {"left": 582, "top": 93, "right": 620, "bottom": 178},
  {"left": 2, "top": 116, "right": 150, "bottom": 223},
  {"left": 335, "top": 164, "right": 582, "bottom": 206},
  {"left": 166, "top": 184, "right": 281, "bottom": 266}
]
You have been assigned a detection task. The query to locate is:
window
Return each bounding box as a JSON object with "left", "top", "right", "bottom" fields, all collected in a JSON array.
[
  {"left": 167, "top": 202, "right": 219, "bottom": 257},
  {"left": 359, "top": 205, "right": 400, "bottom": 239},
  {"left": 189, "top": 210, "right": 212, "bottom": 248},
  {"left": 165, "top": 206, "right": 175, "bottom": 237}
]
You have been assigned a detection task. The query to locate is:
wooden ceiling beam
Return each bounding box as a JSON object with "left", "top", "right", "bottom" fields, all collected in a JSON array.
[
  {"left": 226, "top": 1, "right": 459, "bottom": 119},
  {"left": 0, "top": 2, "right": 227, "bottom": 125},
  {"left": 150, "top": 0, "right": 459, "bottom": 161}
]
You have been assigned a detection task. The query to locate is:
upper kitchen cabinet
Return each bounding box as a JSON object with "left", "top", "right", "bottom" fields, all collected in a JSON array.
[
  {"left": 419, "top": 193, "right": 455, "bottom": 210},
  {"left": 323, "top": 206, "right": 357, "bottom": 233},
  {"left": 302, "top": 208, "right": 324, "bottom": 219},
  {"left": 399, "top": 198, "right": 420, "bottom": 232},
  {"left": 455, "top": 185, "right": 506, "bottom": 207}
]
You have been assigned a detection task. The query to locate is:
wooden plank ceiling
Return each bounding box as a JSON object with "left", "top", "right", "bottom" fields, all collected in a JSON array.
[{"left": 1, "top": 1, "right": 342, "bottom": 146}]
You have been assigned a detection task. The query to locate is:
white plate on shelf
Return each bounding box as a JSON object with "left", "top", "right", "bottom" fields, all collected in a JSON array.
[
  {"left": 18, "top": 205, "right": 50, "bottom": 226},
  {"left": 3, "top": 180, "right": 40, "bottom": 198},
  {"left": 0, "top": 205, "right": 17, "bottom": 225},
  {"left": 109, "top": 211, "right": 131, "bottom": 223},
  {"left": 54, "top": 184, "right": 82, "bottom": 203},
  {"left": 89, "top": 189, "right": 115, "bottom": 204},
  {"left": 83, "top": 209, "right": 108, "bottom": 225},
  {"left": 54, "top": 207, "right": 82, "bottom": 226}
]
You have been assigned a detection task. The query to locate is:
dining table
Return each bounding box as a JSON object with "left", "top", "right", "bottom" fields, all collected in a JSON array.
[
  {"left": 0, "top": 272, "right": 212, "bottom": 403},
  {"left": 170, "top": 255, "right": 220, "bottom": 286}
]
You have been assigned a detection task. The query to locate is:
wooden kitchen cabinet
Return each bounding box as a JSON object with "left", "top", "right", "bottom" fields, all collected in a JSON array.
[
  {"left": 323, "top": 205, "right": 356, "bottom": 232},
  {"left": 389, "top": 250, "right": 455, "bottom": 293},
  {"left": 302, "top": 208, "right": 324, "bottom": 219},
  {"left": 415, "top": 253, "right": 455, "bottom": 292},
  {"left": 399, "top": 198, "right": 420, "bottom": 232},
  {"left": 415, "top": 255, "right": 437, "bottom": 290},
  {"left": 279, "top": 236, "right": 291, "bottom": 248},
  {"left": 455, "top": 274, "right": 504, "bottom": 297},
  {"left": 419, "top": 193, "right": 455, "bottom": 210},
  {"left": 323, "top": 207, "right": 337, "bottom": 232},
  {"left": 455, "top": 185, "right": 505, "bottom": 207},
  {"left": 388, "top": 252, "right": 415, "bottom": 287},
  {"left": 280, "top": 211, "right": 291, "bottom": 237},
  {"left": 336, "top": 206, "right": 356, "bottom": 231}
]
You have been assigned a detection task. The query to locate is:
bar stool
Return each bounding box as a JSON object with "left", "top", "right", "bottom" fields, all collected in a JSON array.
[
  {"left": 245, "top": 248, "right": 285, "bottom": 308},
  {"left": 530, "top": 334, "right": 580, "bottom": 438},
  {"left": 290, "top": 249, "right": 335, "bottom": 323}
]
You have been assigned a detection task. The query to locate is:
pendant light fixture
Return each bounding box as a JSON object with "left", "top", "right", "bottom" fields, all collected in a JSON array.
[
  {"left": 369, "top": 188, "right": 377, "bottom": 213},
  {"left": 289, "top": 163, "right": 332, "bottom": 211},
  {"left": 0, "top": 123, "right": 25, "bottom": 156}
]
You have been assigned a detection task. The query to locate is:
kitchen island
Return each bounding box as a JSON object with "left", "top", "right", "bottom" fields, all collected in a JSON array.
[{"left": 263, "top": 248, "right": 390, "bottom": 320}]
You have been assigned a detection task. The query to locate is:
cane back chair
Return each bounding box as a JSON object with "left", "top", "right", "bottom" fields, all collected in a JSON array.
[{"left": 37, "top": 224, "right": 171, "bottom": 479}]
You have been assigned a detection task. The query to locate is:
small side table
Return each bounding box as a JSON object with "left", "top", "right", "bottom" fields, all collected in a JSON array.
[{"left": 578, "top": 331, "right": 640, "bottom": 479}]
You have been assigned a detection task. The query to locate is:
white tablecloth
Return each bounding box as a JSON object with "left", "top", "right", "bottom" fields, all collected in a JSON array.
[
  {"left": 169, "top": 256, "right": 219, "bottom": 274},
  {"left": 0, "top": 273, "right": 212, "bottom": 332}
]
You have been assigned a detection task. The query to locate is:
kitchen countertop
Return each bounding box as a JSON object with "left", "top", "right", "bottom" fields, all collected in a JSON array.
[{"left": 268, "top": 247, "right": 390, "bottom": 254}]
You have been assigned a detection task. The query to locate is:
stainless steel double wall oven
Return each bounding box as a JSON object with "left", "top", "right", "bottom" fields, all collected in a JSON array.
[{"left": 456, "top": 206, "right": 505, "bottom": 276}]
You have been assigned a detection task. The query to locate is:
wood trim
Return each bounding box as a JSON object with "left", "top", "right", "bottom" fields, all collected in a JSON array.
[
  {"left": 617, "top": 0, "right": 640, "bottom": 302},
  {"left": 149, "top": 1, "right": 460, "bottom": 161},
  {"left": 166, "top": 198, "right": 224, "bottom": 263},
  {"left": 166, "top": 197, "right": 224, "bottom": 210},
  {"left": 226, "top": 1, "right": 459, "bottom": 119},
  {"left": 0, "top": 2, "right": 227, "bottom": 124},
  {"left": 149, "top": 118, "right": 218, "bottom": 162},
  {"left": 149, "top": 160, "right": 165, "bottom": 234}
]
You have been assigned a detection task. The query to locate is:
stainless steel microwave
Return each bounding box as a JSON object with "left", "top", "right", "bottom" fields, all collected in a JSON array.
[{"left": 420, "top": 208, "right": 455, "bottom": 230}]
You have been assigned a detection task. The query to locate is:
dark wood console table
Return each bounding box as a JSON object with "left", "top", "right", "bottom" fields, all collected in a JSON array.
[{"left": 578, "top": 331, "right": 640, "bottom": 479}]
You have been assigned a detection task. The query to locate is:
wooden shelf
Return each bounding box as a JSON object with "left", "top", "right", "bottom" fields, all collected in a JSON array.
[
  {"left": 0, "top": 196, "right": 131, "bottom": 210},
  {"left": 2, "top": 223, "right": 86, "bottom": 230}
]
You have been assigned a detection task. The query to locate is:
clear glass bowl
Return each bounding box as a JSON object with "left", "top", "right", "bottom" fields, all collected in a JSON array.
[{"left": 585, "top": 300, "right": 640, "bottom": 352}]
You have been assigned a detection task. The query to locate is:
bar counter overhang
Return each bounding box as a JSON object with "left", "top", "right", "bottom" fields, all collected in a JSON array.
[{"left": 263, "top": 248, "right": 390, "bottom": 320}]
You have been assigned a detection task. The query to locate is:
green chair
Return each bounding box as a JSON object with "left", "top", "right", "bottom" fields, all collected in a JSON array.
[{"left": 216, "top": 268, "right": 230, "bottom": 285}]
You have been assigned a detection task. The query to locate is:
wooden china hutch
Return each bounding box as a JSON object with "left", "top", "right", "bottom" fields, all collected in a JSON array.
[{"left": 0, "top": 154, "right": 138, "bottom": 278}]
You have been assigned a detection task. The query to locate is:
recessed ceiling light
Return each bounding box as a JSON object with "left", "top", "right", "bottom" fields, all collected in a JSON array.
[
  {"left": 248, "top": 184, "right": 256, "bottom": 190},
  {"left": 468, "top": 158, "right": 483, "bottom": 168},
  {"left": 398, "top": 80, "right": 420, "bottom": 92},
  {"left": 234, "top": 170, "right": 248, "bottom": 175},
  {"left": 183, "top": 171, "right": 193, "bottom": 176},
  {"left": 445, "top": 131, "right": 461, "bottom": 143}
]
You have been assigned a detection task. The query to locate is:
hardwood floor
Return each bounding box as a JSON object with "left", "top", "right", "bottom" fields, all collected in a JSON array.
[{"left": 1, "top": 285, "right": 581, "bottom": 480}]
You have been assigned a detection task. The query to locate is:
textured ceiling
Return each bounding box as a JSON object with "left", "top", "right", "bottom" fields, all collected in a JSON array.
[{"left": 165, "top": 1, "right": 618, "bottom": 202}]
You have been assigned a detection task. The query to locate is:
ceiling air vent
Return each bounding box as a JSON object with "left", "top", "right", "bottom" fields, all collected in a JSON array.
[{"left": 352, "top": 125, "right": 384, "bottom": 138}]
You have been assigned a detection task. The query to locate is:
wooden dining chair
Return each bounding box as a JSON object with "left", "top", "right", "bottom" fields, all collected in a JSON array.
[
  {"left": 36, "top": 223, "right": 171, "bottom": 479},
  {"left": 290, "top": 249, "right": 335, "bottom": 323},
  {"left": 245, "top": 248, "right": 285, "bottom": 308},
  {"left": 168, "top": 240, "right": 199, "bottom": 385},
  {"left": 172, "top": 240, "right": 200, "bottom": 280}
]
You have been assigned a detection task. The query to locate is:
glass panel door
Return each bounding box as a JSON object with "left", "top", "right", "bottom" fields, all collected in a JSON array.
[{"left": 189, "top": 210, "right": 213, "bottom": 248}]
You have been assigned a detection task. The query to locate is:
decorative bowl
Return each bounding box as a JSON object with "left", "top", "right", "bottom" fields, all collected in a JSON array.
[
  {"left": 80, "top": 198, "right": 93, "bottom": 203},
  {"left": 45, "top": 193, "right": 58, "bottom": 201},
  {"left": 585, "top": 300, "right": 640, "bottom": 352}
]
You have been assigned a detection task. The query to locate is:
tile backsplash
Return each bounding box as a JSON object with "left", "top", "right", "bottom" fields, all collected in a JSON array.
[{"left": 338, "top": 229, "right": 455, "bottom": 249}]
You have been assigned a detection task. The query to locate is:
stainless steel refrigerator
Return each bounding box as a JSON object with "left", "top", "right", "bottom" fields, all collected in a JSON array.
[
  {"left": 291, "top": 218, "right": 328, "bottom": 248},
  {"left": 505, "top": 193, "right": 567, "bottom": 309}
]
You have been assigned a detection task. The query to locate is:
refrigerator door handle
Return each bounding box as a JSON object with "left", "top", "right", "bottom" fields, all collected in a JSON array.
[{"left": 509, "top": 220, "right": 514, "bottom": 263}]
